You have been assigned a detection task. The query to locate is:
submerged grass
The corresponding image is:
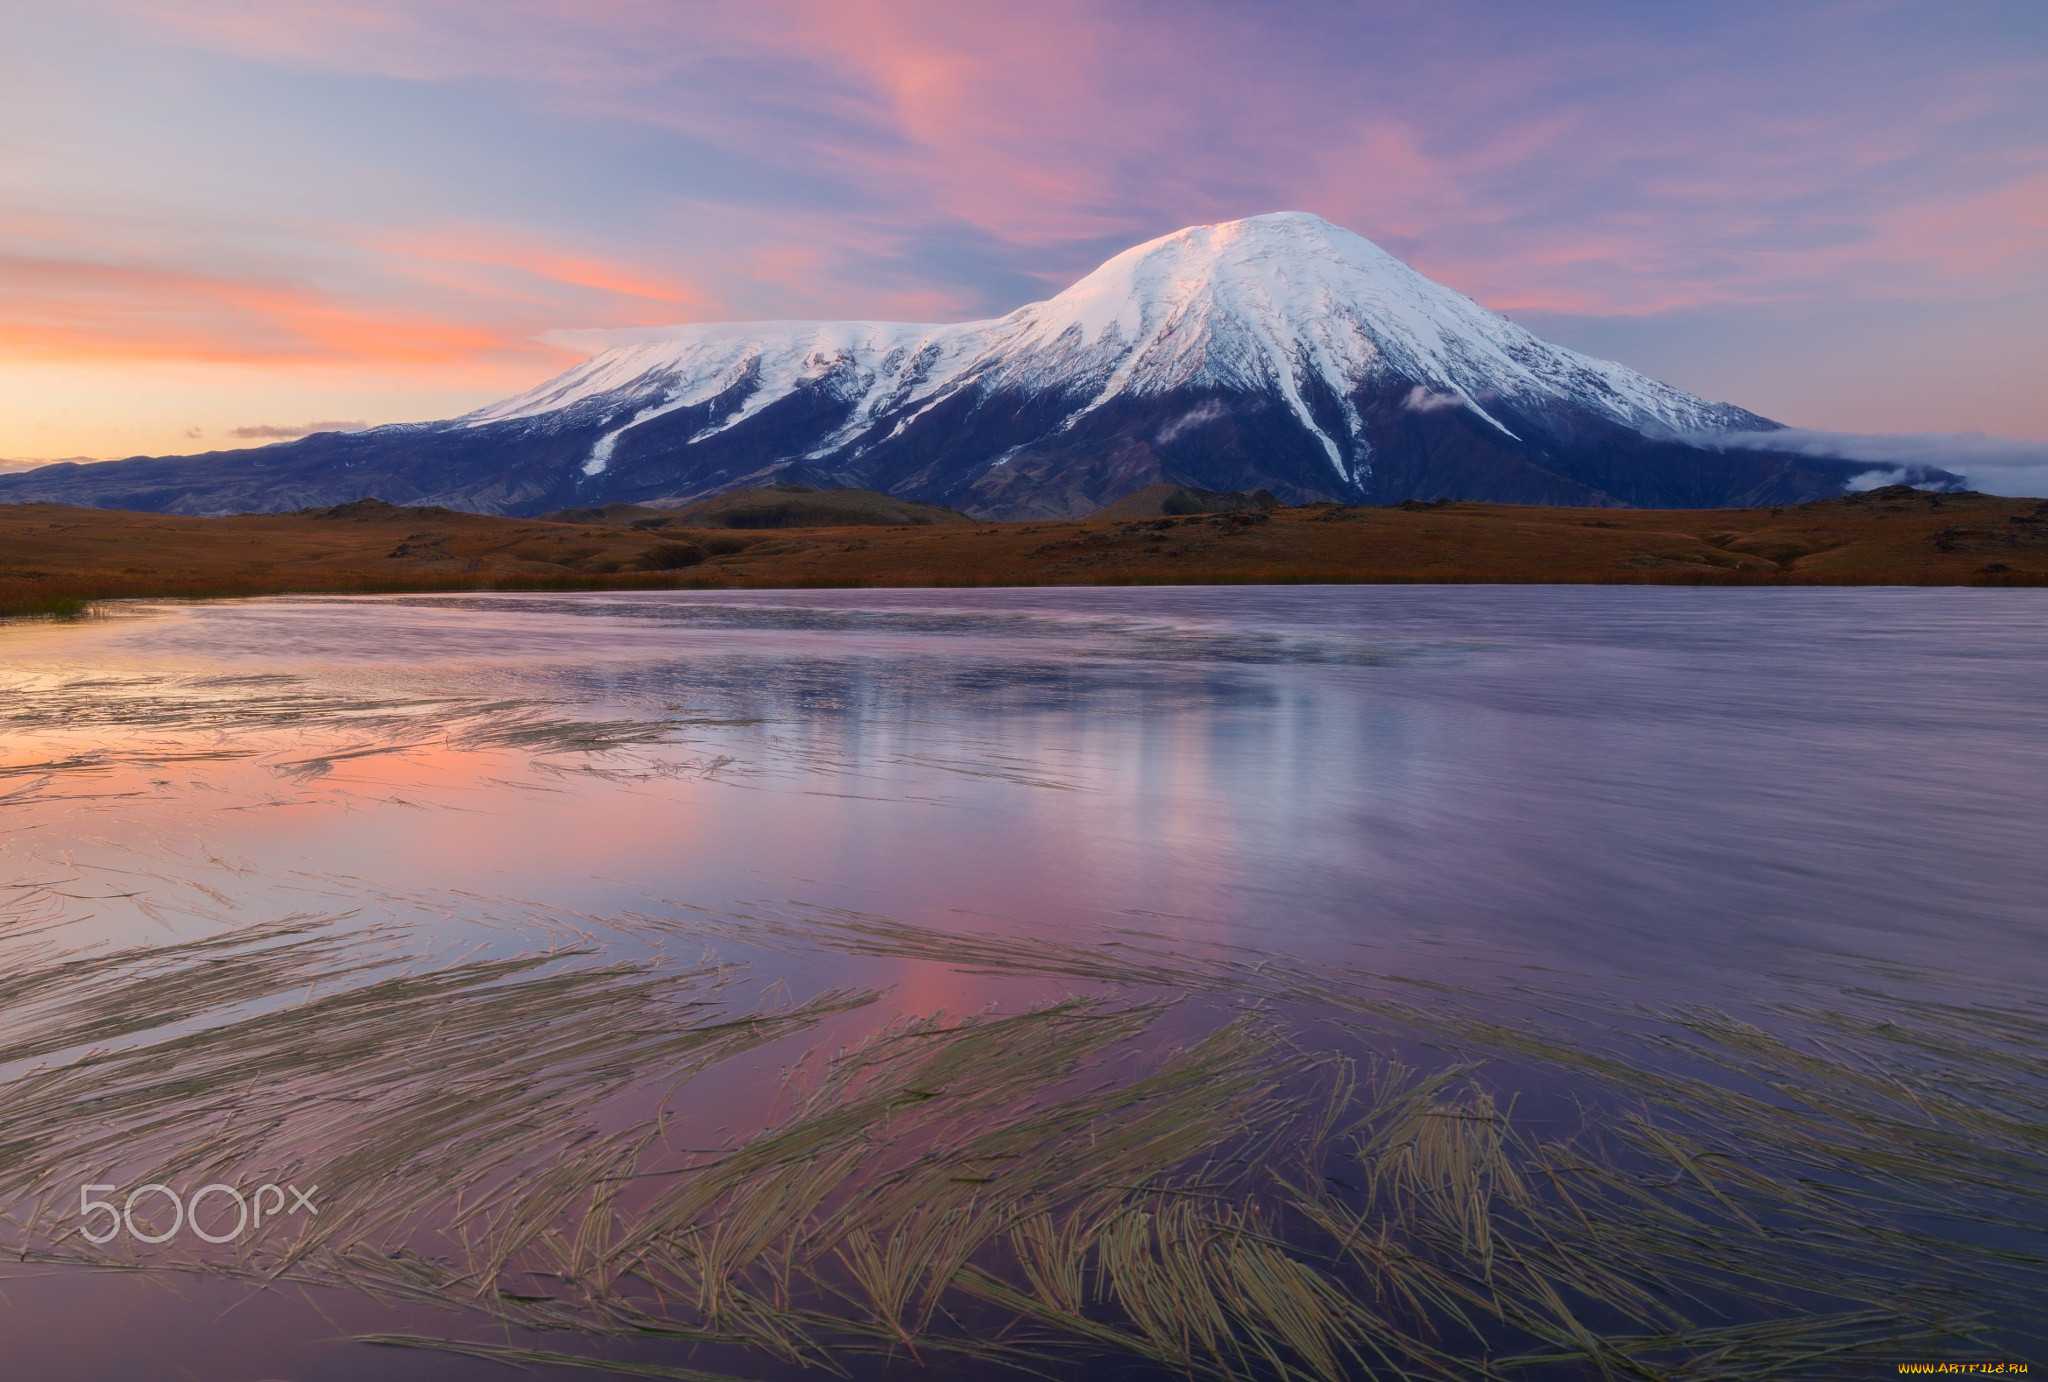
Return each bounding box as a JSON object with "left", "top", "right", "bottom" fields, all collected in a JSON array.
[{"left": 1, "top": 883, "right": 2041, "bottom": 1379}]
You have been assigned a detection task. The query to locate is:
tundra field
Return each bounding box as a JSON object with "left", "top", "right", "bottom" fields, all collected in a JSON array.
[{"left": 2, "top": 484, "right": 2042, "bottom": 619}]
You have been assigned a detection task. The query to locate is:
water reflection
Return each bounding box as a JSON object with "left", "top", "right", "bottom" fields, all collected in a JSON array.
[
  {"left": 11, "top": 586, "right": 2043, "bottom": 997},
  {"left": 1, "top": 587, "right": 2044, "bottom": 1377}
]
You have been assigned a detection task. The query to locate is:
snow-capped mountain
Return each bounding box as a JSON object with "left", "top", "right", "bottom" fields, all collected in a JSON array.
[{"left": 0, "top": 213, "right": 1929, "bottom": 517}]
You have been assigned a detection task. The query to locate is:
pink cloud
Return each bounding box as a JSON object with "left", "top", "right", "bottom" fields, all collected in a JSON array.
[
  {"left": 365, "top": 227, "right": 717, "bottom": 317},
  {"left": 42, "top": 1, "right": 2048, "bottom": 358},
  {"left": 0, "top": 218, "right": 721, "bottom": 383},
  {"left": 0, "top": 244, "right": 526, "bottom": 368}
]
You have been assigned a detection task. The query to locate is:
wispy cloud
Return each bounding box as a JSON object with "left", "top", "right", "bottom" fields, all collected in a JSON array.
[
  {"left": 103, "top": 0, "right": 2048, "bottom": 316},
  {"left": 1403, "top": 386, "right": 1462, "bottom": 414},
  {"left": 0, "top": 239, "right": 547, "bottom": 370},
  {"left": 228, "top": 420, "right": 369, "bottom": 440},
  {"left": 1156, "top": 399, "right": 1227, "bottom": 444},
  {"left": 1703, "top": 427, "right": 2048, "bottom": 498}
]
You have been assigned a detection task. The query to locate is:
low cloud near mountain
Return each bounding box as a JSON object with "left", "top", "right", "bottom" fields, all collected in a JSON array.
[
  {"left": 229, "top": 421, "right": 370, "bottom": 441},
  {"left": 1702, "top": 428, "right": 2048, "bottom": 498}
]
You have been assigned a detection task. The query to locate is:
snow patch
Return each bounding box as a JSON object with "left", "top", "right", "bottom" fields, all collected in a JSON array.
[{"left": 583, "top": 397, "right": 701, "bottom": 476}]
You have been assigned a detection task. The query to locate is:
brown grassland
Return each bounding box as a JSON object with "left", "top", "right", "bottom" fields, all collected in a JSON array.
[{"left": 3, "top": 484, "right": 2044, "bottom": 618}]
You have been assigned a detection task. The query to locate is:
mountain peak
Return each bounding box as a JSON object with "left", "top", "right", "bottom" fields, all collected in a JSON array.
[
  {"left": 1110, "top": 210, "right": 1364, "bottom": 258},
  {"left": 985, "top": 212, "right": 1757, "bottom": 453},
  {"left": 1, "top": 213, "right": 1885, "bottom": 523},
  {"left": 456, "top": 210, "right": 1773, "bottom": 502},
  {"left": 1031, "top": 211, "right": 1410, "bottom": 330},
  {"left": 1010, "top": 210, "right": 1468, "bottom": 365}
]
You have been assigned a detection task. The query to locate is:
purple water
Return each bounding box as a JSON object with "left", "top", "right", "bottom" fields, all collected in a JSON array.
[{"left": 2, "top": 586, "right": 2043, "bottom": 1377}]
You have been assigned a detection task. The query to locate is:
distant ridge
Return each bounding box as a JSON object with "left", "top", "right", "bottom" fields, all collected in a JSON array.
[
  {"left": 544, "top": 484, "right": 970, "bottom": 529},
  {"left": 0, "top": 214, "right": 1955, "bottom": 517},
  {"left": 1091, "top": 484, "right": 1280, "bottom": 520}
]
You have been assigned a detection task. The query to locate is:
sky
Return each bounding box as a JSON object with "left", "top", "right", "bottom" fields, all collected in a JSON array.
[{"left": 2, "top": 0, "right": 2043, "bottom": 478}]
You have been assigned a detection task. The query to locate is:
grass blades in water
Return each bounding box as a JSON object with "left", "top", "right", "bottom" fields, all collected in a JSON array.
[{"left": 0, "top": 889, "right": 2041, "bottom": 1378}]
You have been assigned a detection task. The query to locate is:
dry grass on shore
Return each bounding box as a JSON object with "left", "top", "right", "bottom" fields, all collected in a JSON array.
[{"left": 4, "top": 484, "right": 2045, "bottom": 619}]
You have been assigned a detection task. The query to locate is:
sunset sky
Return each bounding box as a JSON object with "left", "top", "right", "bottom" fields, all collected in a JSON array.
[{"left": 3, "top": 0, "right": 2043, "bottom": 467}]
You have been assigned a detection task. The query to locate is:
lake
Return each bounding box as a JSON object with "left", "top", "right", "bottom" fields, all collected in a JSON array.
[{"left": 2, "top": 586, "right": 2043, "bottom": 1379}]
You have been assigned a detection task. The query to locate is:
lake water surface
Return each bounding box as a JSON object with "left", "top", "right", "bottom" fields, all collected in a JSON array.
[{"left": 2, "top": 587, "right": 2042, "bottom": 1379}]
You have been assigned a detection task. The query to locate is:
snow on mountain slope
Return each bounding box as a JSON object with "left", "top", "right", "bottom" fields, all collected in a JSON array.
[
  {"left": 467, "top": 320, "right": 980, "bottom": 475},
  {"left": 467, "top": 213, "right": 1770, "bottom": 488},
  {"left": 972, "top": 214, "right": 1763, "bottom": 445},
  {"left": 9, "top": 212, "right": 1894, "bottom": 520}
]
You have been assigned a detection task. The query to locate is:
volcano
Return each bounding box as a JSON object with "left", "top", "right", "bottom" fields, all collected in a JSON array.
[{"left": 0, "top": 213, "right": 1940, "bottom": 517}]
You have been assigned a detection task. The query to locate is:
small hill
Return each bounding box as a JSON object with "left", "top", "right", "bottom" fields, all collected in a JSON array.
[
  {"left": 538, "top": 502, "right": 674, "bottom": 526},
  {"left": 549, "top": 485, "right": 973, "bottom": 530},
  {"left": 1091, "top": 484, "right": 1281, "bottom": 520}
]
